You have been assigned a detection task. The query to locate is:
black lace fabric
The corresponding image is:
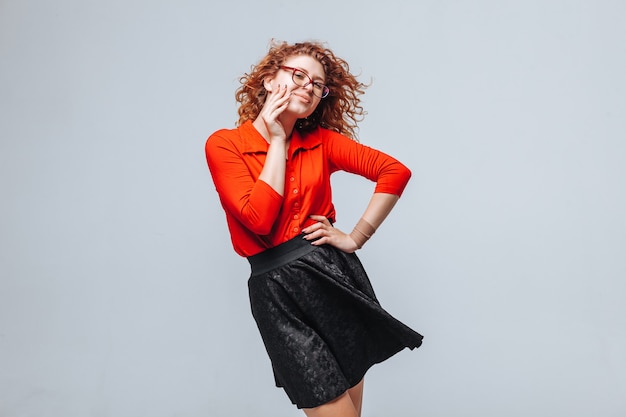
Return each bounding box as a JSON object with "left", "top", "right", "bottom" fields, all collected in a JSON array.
[{"left": 248, "top": 242, "right": 423, "bottom": 409}]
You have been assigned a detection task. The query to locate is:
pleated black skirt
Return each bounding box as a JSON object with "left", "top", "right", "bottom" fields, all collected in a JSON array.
[{"left": 247, "top": 235, "right": 423, "bottom": 409}]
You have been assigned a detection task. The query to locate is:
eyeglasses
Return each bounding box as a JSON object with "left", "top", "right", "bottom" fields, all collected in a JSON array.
[{"left": 280, "top": 66, "right": 330, "bottom": 98}]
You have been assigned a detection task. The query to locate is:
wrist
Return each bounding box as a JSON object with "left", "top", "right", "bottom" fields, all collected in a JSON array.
[{"left": 349, "top": 218, "right": 376, "bottom": 249}]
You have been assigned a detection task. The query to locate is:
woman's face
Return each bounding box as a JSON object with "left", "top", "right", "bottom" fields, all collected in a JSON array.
[{"left": 268, "top": 55, "right": 326, "bottom": 118}]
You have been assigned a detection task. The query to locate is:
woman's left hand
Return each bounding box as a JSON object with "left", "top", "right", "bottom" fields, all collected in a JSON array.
[{"left": 302, "top": 215, "right": 359, "bottom": 253}]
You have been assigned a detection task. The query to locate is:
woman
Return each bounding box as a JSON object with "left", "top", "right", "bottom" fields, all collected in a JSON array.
[{"left": 205, "top": 40, "right": 423, "bottom": 417}]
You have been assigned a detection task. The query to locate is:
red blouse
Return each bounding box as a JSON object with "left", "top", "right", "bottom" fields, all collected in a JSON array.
[{"left": 205, "top": 121, "right": 411, "bottom": 257}]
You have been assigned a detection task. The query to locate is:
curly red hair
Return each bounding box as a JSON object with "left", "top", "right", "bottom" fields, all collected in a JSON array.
[{"left": 235, "top": 40, "right": 368, "bottom": 140}]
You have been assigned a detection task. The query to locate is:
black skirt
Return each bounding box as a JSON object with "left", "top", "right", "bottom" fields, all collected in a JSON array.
[{"left": 247, "top": 235, "right": 423, "bottom": 409}]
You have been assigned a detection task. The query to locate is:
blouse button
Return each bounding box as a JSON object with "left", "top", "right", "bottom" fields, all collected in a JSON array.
[
  {"left": 293, "top": 214, "right": 299, "bottom": 220},
  {"left": 290, "top": 177, "right": 295, "bottom": 182},
  {"left": 293, "top": 227, "right": 299, "bottom": 233},
  {"left": 293, "top": 189, "right": 299, "bottom": 194}
]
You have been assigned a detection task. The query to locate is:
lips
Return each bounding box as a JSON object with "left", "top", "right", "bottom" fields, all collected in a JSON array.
[{"left": 291, "top": 93, "right": 311, "bottom": 104}]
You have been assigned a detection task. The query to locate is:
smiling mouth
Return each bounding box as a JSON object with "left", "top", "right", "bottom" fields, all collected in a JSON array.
[{"left": 292, "top": 94, "right": 311, "bottom": 103}]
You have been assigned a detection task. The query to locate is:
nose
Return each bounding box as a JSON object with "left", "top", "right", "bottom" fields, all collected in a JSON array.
[{"left": 301, "top": 82, "right": 314, "bottom": 93}]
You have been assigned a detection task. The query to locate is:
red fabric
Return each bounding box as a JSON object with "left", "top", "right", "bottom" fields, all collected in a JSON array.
[{"left": 205, "top": 121, "right": 411, "bottom": 257}]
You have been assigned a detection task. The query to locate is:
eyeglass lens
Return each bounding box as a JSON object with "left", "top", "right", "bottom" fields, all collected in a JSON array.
[{"left": 291, "top": 69, "right": 329, "bottom": 98}]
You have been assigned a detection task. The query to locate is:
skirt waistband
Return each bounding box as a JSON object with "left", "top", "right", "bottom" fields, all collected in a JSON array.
[{"left": 247, "top": 235, "right": 318, "bottom": 277}]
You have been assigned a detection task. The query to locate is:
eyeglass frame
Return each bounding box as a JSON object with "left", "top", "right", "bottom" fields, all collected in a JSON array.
[{"left": 279, "top": 66, "right": 330, "bottom": 98}]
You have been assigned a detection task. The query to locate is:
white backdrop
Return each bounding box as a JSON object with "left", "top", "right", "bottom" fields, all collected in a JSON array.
[{"left": 1, "top": 1, "right": 625, "bottom": 416}]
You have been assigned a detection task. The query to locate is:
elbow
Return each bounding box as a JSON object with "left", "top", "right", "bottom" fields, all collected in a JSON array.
[
  {"left": 238, "top": 182, "right": 283, "bottom": 234},
  {"left": 238, "top": 207, "right": 278, "bottom": 236},
  {"left": 402, "top": 165, "right": 412, "bottom": 183},
  {"left": 393, "top": 164, "right": 412, "bottom": 197},
  {"left": 397, "top": 164, "right": 412, "bottom": 190},
  {"left": 246, "top": 219, "right": 274, "bottom": 236}
]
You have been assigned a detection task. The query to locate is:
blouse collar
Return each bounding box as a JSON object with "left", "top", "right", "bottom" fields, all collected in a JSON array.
[{"left": 239, "top": 120, "right": 322, "bottom": 155}]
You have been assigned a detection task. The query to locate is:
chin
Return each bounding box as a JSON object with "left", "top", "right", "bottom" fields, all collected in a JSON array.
[{"left": 288, "top": 105, "right": 315, "bottom": 119}]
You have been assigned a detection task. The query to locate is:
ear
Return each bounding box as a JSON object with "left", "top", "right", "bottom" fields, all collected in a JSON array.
[{"left": 263, "top": 77, "right": 274, "bottom": 92}]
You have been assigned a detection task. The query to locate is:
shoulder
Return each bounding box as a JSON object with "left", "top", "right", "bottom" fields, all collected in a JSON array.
[
  {"left": 207, "top": 126, "right": 239, "bottom": 145},
  {"left": 205, "top": 125, "right": 243, "bottom": 155},
  {"left": 316, "top": 126, "right": 353, "bottom": 143},
  {"left": 317, "top": 126, "right": 364, "bottom": 152}
]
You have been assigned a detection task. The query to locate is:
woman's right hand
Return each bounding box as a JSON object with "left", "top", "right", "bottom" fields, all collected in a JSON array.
[
  {"left": 255, "top": 83, "right": 291, "bottom": 196},
  {"left": 258, "top": 83, "right": 290, "bottom": 142}
]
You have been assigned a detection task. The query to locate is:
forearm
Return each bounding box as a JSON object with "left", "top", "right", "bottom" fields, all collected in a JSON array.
[
  {"left": 258, "top": 141, "right": 287, "bottom": 196},
  {"left": 360, "top": 193, "right": 400, "bottom": 229},
  {"left": 304, "top": 193, "right": 402, "bottom": 252}
]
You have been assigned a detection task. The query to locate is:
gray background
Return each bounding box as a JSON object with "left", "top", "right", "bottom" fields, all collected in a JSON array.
[{"left": 1, "top": 1, "right": 625, "bottom": 416}]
